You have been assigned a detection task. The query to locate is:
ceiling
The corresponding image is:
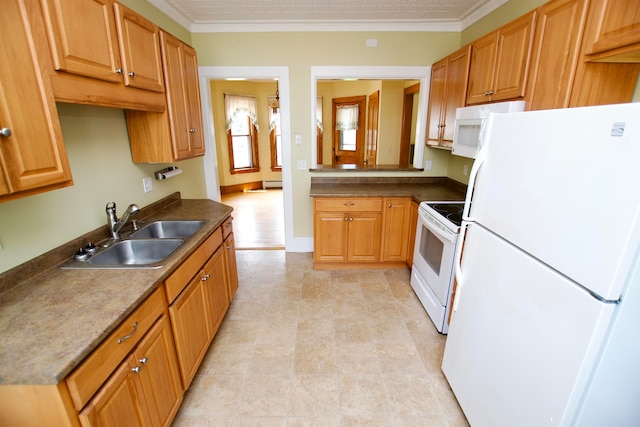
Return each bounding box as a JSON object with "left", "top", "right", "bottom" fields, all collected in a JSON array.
[{"left": 148, "top": 0, "right": 509, "bottom": 32}]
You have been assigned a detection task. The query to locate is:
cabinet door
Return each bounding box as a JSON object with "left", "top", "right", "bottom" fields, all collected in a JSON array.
[
  {"left": 347, "top": 212, "right": 381, "bottom": 262},
  {"left": 406, "top": 201, "right": 419, "bottom": 266},
  {"left": 526, "top": 0, "right": 589, "bottom": 110},
  {"left": 442, "top": 45, "right": 471, "bottom": 144},
  {"left": 169, "top": 274, "right": 210, "bottom": 389},
  {"left": 79, "top": 357, "right": 152, "bottom": 427},
  {"left": 202, "top": 248, "right": 229, "bottom": 339},
  {"left": 491, "top": 11, "right": 536, "bottom": 102},
  {"left": 160, "top": 31, "right": 191, "bottom": 160},
  {"left": 426, "top": 57, "right": 447, "bottom": 145},
  {"left": 113, "top": 3, "right": 164, "bottom": 92},
  {"left": 133, "top": 315, "right": 183, "bottom": 427},
  {"left": 41, "top": 0, "right": 122, "bottom": 83},
  {"left": 182, "top": 43, "right": 206, "bottom": 158},
  {"left": 588, "top": 0, "right": 640, "bottom": 55},
  {"left": 224, "top": 233, "right": 239, "bottom": 301},
  {"left": 314, "top": 212, "right": 349, "bottom": 262},
  {"left": 466, "top": 31, "right": 498, "bottom": 105},
  {"left": 382, "top": 198, "right": 412, "bottom": 262},
  {"left": 0, "top": 0, "right": 72, "bottom": 198}
]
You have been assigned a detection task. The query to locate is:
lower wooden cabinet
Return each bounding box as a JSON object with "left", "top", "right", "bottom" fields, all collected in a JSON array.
[
  {"left": 168, "top": 269, "right": 213, "bottom": 390},
  {"left": 314, "top": 198, "right": 382, "bottom": 265},
  {"left": 166, "top": 233, "right": 230, "bottom": 389},
  {"left": 79, "top": 315, "right": 182, "bottom": 427},
  {"left": 407, "top": 201, "right": 419, "bottom": 267},
  {"left": 223, "top": 231, "right": 239, "bottom": 301},
  {"left": 313, "top": 197, "right": 414, "bottom": 269},
  {"left": 381, "top": 198, "right": 412, "bottom": 262}
]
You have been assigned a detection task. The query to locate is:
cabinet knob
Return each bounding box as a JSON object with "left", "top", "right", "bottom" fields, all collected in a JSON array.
[
  {"left": 131, "top": 366, "right": 141, "bottom": 374},
  {"left": 115, "top": 68, "right": 123, "bottom": 74},
  {"left": 349, "top": 217, "right": 353, "bottom": 222},
  {"left": 484, "top": 90, "right": 494, "bottom": 95},
  {"left": 226, "top": 245, "right": 231, "bottom": 250},
  {"left": 139, "top": 357, "right": 148, "bottom": 365},
  {"left": 0, "top": 128, "right": 12, "bottom": 137},
  {"left": 201, "top": 273, "right": 211, "bottom": 281},
  {"left": 189, "top": 128, "right": 196, "bottom": 133},
  {"left": 344, "top": 217, "right": 348, "bottom": 221},
  {"left": 128, "top": 71, "right": 135, "bottom": 77}
]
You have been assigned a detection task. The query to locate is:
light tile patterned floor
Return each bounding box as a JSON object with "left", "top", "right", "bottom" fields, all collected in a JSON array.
[{"left": 172, "top": 250, "right": 468, "bottom": 426}]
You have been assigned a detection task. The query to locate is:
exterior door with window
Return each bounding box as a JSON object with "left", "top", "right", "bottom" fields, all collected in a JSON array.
[{"left": 332, "top": 96, "right": 365, "bottom": 165}]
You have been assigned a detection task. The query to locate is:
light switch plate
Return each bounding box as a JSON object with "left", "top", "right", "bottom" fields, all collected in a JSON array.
[
  {"left": 297, "top": 160, "right": 307, "bottom": 170},
  {"left": 143, "top": 177, "right": 153, "bottom": 193}
]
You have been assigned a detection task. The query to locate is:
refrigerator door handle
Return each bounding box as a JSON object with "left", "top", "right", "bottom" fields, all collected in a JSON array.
[
  {"left": 452, "top": 220, "right": 470, "bottom": 312},
  {"left": 462, "top": 113, "right": 493, "bottom": 222}
]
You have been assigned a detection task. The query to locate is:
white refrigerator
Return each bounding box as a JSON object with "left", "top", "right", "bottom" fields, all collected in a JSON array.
[{"left": 441, "top": 103, "right": 640, "bottom": 426}]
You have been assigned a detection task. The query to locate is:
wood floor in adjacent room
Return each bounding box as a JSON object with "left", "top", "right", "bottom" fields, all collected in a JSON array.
[{"left": 221, "top": 189, "right": 285, "bottom": 250}]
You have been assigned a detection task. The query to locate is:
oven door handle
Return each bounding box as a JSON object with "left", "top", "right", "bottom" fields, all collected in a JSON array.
[
  {"left": 419, "top": 213, "right": 457, "bottom": 244},
  {"left": 452, "top": 220, "right": 470, "bottom": 312}
]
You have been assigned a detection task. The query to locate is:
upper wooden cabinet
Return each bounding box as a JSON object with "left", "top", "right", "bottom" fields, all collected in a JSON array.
[
  {"left": 426, "top": 45, "right": 471, "bottom": 148},
  {"left": 585, "top": 0, "right": 640, "bottom": 61},
  {"left": 41, "top": 0, "right": 165, "bottom": 111},
  {"left": 526, "top": 0, "right": 590, "bottom": 110},
  {"left": 42, "top": 0, "right": 164, "bottom": 92},
  {"left": 126, "top": 31, "right": 205, "bottom": 163},
  {"left": 0, "top": 0, "right": 72, "bottom": 202},
  {"left": 466, "top": 11, "right": 537, "bottom": 105},
  {"left": 113, "top": 3, "right": 165, "bottom": 92},
  {"left": 41, "top": 0, "right": 122, "bottom": 83}
]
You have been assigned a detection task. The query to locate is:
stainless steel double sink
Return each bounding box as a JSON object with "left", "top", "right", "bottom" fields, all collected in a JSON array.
[{"left": 61, "top": 220, "right": 207, "bottom": 269}]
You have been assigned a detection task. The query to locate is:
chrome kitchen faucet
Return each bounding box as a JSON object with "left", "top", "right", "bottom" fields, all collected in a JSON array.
[{"left": 106, "top": 202, "right": 140, "bottom": 239}]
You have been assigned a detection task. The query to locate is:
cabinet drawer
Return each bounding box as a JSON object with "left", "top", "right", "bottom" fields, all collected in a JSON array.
[
  {"left": 222, "top": 216, "right": 233, "bottom": 239},
  {"left": 66, "top": 286, "right": 165, "bottom": 411},
  {"left": 315, "top": 197, "right": 382, "bottom": 212},
  {"left": 164, "top": 228, "right": 223, "bottom": 303}
]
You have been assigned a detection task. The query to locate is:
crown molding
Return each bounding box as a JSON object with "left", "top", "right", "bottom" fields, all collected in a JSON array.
[{"left": 148, "top": 0, "right": 507, "bottom": 33}]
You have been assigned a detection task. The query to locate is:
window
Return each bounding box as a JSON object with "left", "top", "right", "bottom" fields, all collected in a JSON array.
[
  {"left": 225, "top": 94, "right": 260, "bottom": 174},
  {"left": 269, "top": 107, "right": 282, "bottom": 171}
]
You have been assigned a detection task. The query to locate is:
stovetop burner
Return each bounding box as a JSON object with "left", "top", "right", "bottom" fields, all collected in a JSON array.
[{"left": 427, "top": 202, "right": 464, "bottom": 227}]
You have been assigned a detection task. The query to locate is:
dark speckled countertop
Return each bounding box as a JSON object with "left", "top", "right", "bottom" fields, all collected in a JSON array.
[
  {"left": 310, "top": 176, "right": 467, "bottom": 202},
  {"left": 0, "top": 193, "right": 232, "bottom": 385}
]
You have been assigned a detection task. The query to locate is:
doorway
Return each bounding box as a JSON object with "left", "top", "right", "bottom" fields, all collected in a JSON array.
[{"left": 198, "top": 66, "right": 305, "bottom": 252}]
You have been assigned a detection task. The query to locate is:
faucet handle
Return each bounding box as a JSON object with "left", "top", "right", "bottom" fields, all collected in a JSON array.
[{"left": 106, "top": 202, "right": 116, "bottom": 214}]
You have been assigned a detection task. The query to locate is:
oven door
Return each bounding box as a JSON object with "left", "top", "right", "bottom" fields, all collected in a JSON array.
[{"left": 412, "top": 210, "right": 457, "bottom": 306}]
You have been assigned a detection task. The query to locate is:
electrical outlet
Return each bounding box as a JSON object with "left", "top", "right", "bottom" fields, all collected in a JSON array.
[
  {"left": 143, "top": 177, "right": 153, "bottom": 193},
  {"left": 295, "top": 134, "right": 302, "bottom": 145},
  {"left": 425, "top": 160, "right": 432, "bottom": 170},
  {"left": 297, "top": 160, "right": 307, "bottom": 170},
  {"left": 463, "top": 165, "right": 469, "bottom": 176}
]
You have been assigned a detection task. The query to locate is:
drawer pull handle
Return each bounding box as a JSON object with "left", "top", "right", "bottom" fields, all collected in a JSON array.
[
  {"left": 139, "top": 357, "right": 148, "bottom": 365},
  {"left": 117, "top": 321, "right": 138, "bottom": 344},
  {"left": 343, "top": 202, "right": 355, "bottom": 206},
  {"left": 132, "top": 366, "right": 141, "bottom": 374}
]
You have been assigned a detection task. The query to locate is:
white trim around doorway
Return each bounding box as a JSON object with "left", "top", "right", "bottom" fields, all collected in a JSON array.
[{"left": 198, "top": 66, "right": 308, "bottom": 252}]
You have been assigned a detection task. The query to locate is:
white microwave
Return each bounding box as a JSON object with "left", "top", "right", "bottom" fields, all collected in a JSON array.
[{"left": 452, "top": 101, "right": 525, "bottom": 158}]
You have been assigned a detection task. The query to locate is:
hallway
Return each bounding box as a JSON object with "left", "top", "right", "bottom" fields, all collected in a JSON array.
[{"left": 221, "top": 189, "right": 285, "bottom": 250}]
